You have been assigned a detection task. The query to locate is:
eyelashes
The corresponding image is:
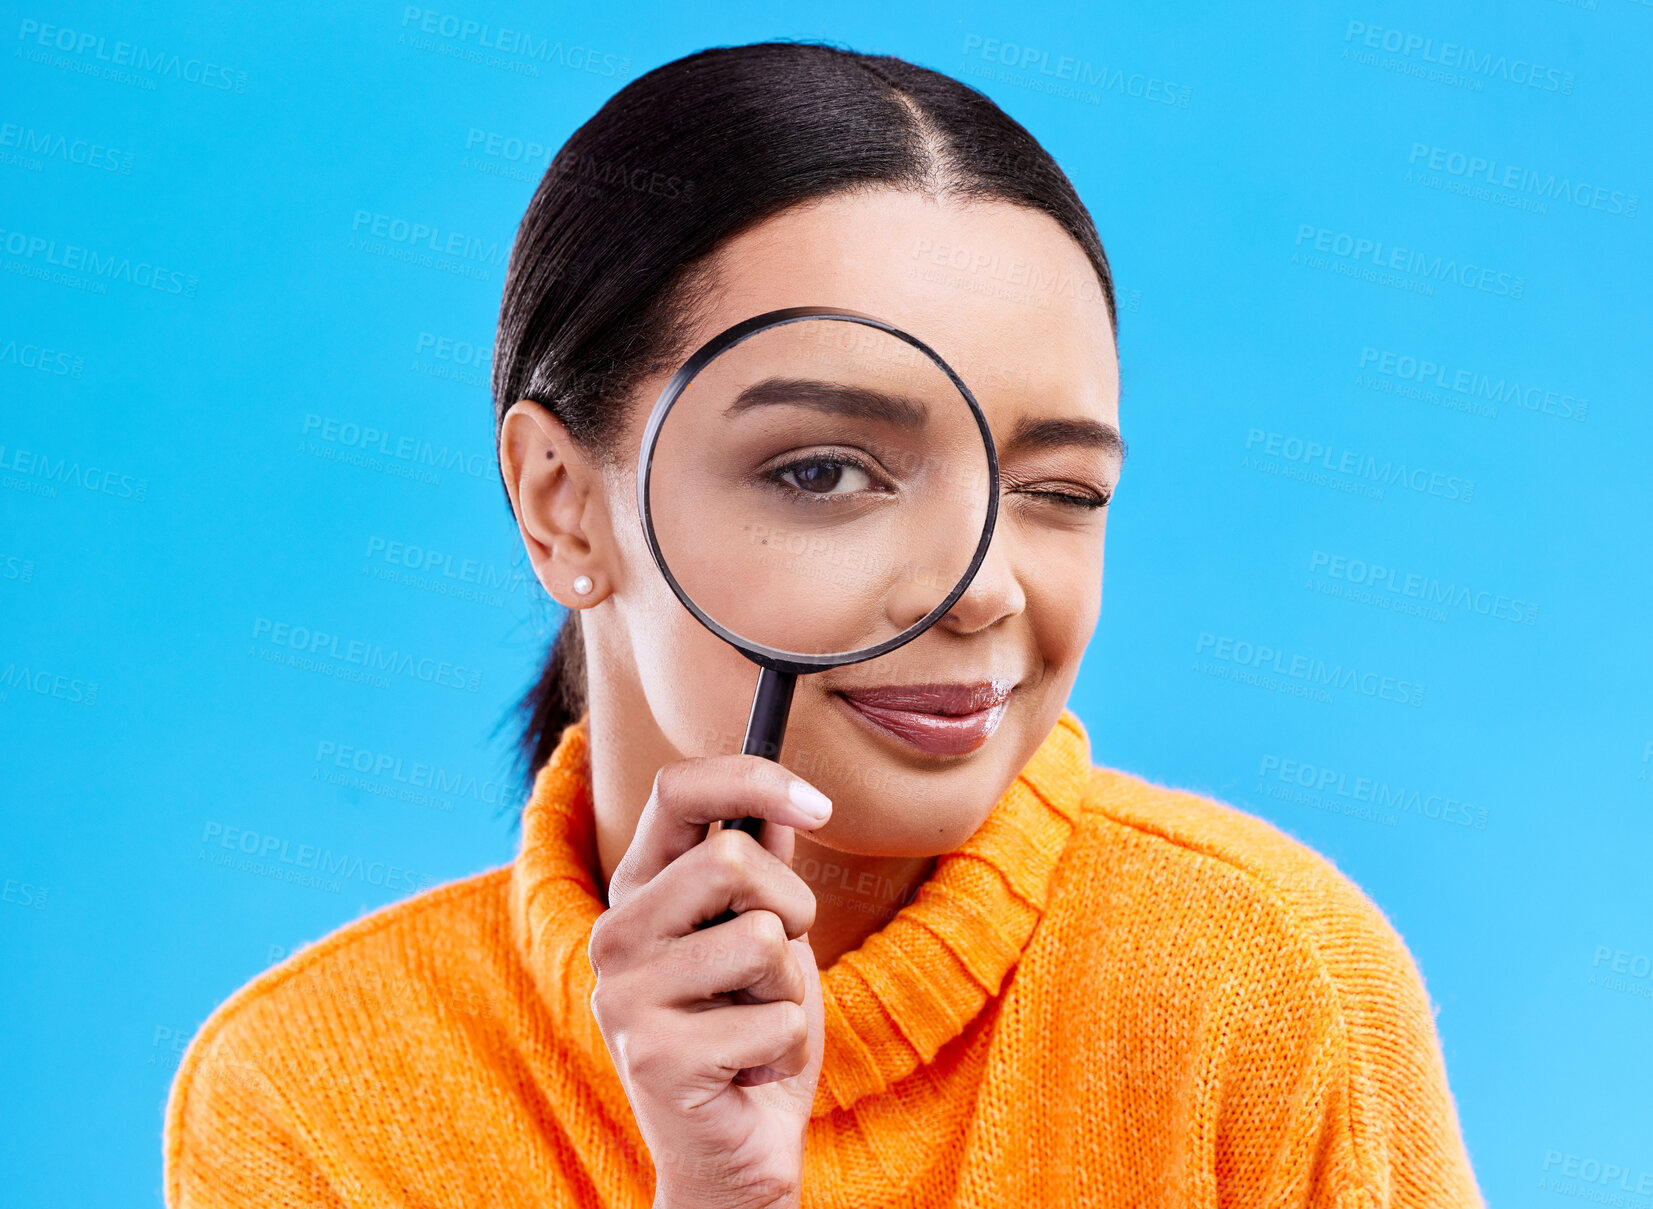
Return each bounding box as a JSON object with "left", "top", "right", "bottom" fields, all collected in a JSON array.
[
  {"left": 999, "top": 465, "right": 1113, "bottom": 512},
  {"left": 756, "top": 454, "right": 1112, "bottom": 513},
  {"left": 1017, "top": 489, "right": 1110, "bottom": 510},
  {"left": 763, "top": 449, "right": 894, "bottom": 501},
  {"left": 1024, "top": 492, "right": 1104, "bottom": 509}
]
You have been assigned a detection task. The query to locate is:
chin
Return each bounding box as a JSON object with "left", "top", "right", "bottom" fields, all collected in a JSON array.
[
  {"left": 781, "top": 695, "right": 1030, "bottom": 856},
  {"left": 797, "top": 786, "right": 998, "bottom": 858}
]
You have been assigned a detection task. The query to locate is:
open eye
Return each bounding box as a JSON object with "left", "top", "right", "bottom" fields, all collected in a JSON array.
[{"left": 773, "top": 456, "right": 876, "bottom": 496}]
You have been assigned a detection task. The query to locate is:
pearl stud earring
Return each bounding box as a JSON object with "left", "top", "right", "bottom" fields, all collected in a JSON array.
[{"left": 572, "top": 575, "right": 593, "bottom": 597}]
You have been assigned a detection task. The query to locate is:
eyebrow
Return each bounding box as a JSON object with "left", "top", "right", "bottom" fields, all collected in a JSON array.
[
  {"left": 1002, "top": 415, "right": 1127, "bottom": 462},
  {"left": 723, "top": 378, "right": 928, "bottom": 428}
]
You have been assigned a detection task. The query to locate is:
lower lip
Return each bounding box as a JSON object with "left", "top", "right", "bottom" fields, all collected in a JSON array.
[{"left": 835, "top": 694, "right": 1009, "bottom": 756}]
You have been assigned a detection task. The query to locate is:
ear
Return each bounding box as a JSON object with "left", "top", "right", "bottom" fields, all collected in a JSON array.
[{"left": 498, "top": 401, "right": 613, "bottom": 609}]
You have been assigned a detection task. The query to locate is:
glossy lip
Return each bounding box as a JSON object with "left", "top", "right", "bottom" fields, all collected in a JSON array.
[{"left": 833, "top": 680, "right": 1014, "bottom": 757}]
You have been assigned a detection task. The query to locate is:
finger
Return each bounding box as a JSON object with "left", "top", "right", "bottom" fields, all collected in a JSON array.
[
  {"left": 732, "top": 1045, "right": 810, "bottom": 1087},
  {"left": 735, "top": 809, "right": 796, "bottom": 868},
  {"left": 692, "top": 998, "right": 812, "bottom": 1085},
  {"left": 698, "top": 816, "right": 794, "bottom": 931},
  {"left": 628, "top": 825, "right": 817, "bottom": 944},
  {"left": 735, "top": 935, "right": 823, "bottom": 1087},
  {"left": 609, "top": 757, "right": 831, "bottom": 904},
  {"left": 654, "top": 909, "right": 808, "bottom": 1007}
]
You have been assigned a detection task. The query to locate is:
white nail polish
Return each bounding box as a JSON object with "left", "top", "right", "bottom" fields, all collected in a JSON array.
[{"left": 788, "top": 781, "right": 832, "bottom": 823}]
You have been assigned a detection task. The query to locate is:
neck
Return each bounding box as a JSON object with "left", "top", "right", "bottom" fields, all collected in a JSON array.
[{"left": 585, "top": 642, "right": 938, "bottom": 970}]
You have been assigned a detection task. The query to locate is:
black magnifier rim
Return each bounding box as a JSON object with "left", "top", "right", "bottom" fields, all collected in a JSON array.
[{"left": 636, "top": 305, "right": 1001, "bottom": 676}]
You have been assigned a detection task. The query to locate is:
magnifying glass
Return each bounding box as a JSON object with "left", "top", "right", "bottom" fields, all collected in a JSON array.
[{"left": 637, "top": 307, "right": 1000, "bottom": 918}]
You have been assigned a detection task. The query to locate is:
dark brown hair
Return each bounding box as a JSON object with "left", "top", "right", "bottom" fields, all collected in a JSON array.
[{"left": 492, "top": 41, "right": 1116, "bottom": 792}]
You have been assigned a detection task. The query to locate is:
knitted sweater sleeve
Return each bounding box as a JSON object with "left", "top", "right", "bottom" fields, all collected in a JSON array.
[
  {"left": 1204, "top": 847, "right": 1485, "bottom": 1209},
  {"left": 164, "top": 1011, "right": 348, "bottom": 1209},
  {"left": 1084, "top": 772, "right": 1484, "bottom": 1209}
]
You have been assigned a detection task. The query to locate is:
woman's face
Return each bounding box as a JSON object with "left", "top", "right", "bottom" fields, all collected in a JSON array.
[{"left": 570, "top": 188, "right": 1120, "bottom": 857}]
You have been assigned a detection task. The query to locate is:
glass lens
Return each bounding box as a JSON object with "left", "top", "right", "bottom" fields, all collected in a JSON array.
[{"left": 643, "top": 315, "right": 995, "bottom": 662}]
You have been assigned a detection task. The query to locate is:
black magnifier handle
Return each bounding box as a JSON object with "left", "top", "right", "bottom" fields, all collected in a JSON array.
[{"left": 699, "top": 665, "right": 797, "bottom": 929}]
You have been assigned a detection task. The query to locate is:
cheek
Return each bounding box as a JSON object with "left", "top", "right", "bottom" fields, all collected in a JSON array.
[
  {"left": 605, "top": 478, "right": 753, "bottom": 753},
  {"left": 1024, "top": 529, "right": 1105, "bottom": 673},
  {"left": 622, "top": 550, "right": 765, "bottom": 757}
]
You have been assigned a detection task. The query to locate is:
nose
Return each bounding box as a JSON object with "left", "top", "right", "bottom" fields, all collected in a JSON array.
[
  {"left": 878, "top": 461, "right": 1022, "bottom": 639},
  {"left": 936, "top": 520, "right": 1024, "bottom": 635}
]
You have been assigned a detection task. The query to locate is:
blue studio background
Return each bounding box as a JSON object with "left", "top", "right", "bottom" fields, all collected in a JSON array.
[{"left": 2, "top": 0, "right": 1650, "bottom": 1204}]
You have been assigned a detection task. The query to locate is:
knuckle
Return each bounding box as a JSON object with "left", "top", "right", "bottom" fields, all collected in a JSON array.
[
  {"left": 587, "top": 915, "right": 616, "bottom": 968},
  {"left": 771, "top": 859, "right": 807, "bottom": 902},
  {"left": 794, "top": 879, "right": 818, "bottom": 932},
  {"left": 647, "top": 764, "right": 678, "bottom": 808},
  {"left": 651, "top": 758, "right": 702, "bottom": 807},
  {"left": 619, "top": 1030, "right": 664, "bottom": 1081},
  {"left": 587, "top": 911, "right": 634, "bottom": 971},
  {"left": 588, "top": 982, "right": 614, "bottom": 1030},
  {"left": 734, "top": 753, "right": 777, "bottom": 786},
  {"left": 723, "top": 755, "right": 785, "bottom": 804},
  {"left": 777, "top": 999, "right": 808, "bottom": 1045},
  {"left": 708, "top": 828, "right": 757, "bottom": 884},
  {"left": 747, "top": 909, "right": 789, "bottom": 958}
]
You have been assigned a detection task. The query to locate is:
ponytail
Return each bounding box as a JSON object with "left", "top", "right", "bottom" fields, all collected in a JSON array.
[{"left": 514, "top": 610, "right": 587, "bottom": 793}]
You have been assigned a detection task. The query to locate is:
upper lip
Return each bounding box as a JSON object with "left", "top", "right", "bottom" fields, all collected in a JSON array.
[{"left": 834, "top": 680, "right": 1013, "bottom": 716}]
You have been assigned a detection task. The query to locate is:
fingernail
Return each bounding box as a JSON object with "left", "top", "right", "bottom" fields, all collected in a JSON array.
[{"left": 788, "top": 781, "right": 832, "bottom": 824}]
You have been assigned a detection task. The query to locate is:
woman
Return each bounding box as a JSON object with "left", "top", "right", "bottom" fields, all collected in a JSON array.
[{"left": 165, "top": 42, "right": 1483, "bottom": 1208}]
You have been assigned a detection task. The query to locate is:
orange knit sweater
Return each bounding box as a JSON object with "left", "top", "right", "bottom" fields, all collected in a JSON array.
[{"left": 164, "top": 713, "right": 1484, "bottom": 1207}]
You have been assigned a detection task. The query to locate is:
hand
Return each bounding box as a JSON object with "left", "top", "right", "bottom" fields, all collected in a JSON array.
[{"left": 588, "top": 756, "right": 832, "bottom": 1209}]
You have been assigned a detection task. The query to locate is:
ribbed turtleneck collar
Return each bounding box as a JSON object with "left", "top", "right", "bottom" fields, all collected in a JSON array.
[{"left": 507, "top": 712, "right": 1091, "bottom": 1118}]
